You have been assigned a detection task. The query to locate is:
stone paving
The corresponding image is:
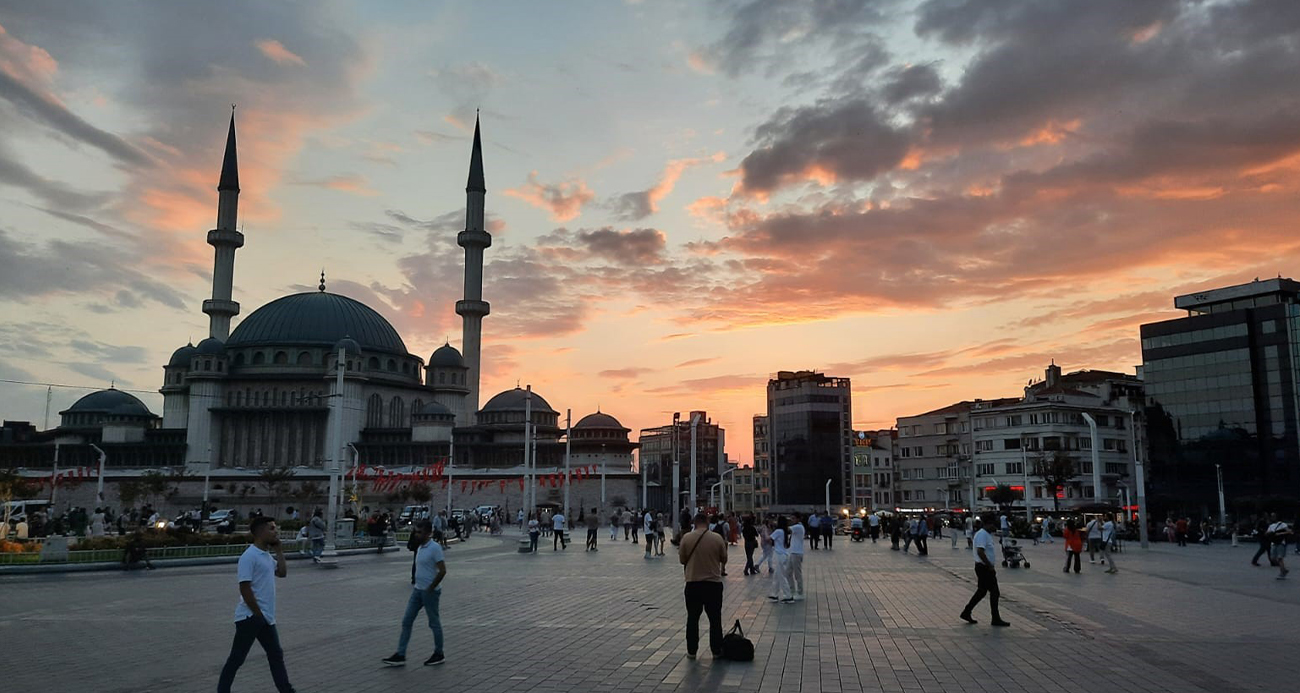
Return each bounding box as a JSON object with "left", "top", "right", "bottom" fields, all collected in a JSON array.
[{"left": 1, "top": 528, "right": 1297, "bottom": 692}]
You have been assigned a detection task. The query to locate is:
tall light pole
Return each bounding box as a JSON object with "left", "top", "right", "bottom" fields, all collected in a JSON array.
[
  {"left": 690, "top": 413, "right": 701, "bottom": 515},
  {"left": 825, "top": 478, "right": 832, "bottom": 515},
  {"left": 1080, "top": 412, "right": 1102, "bottom": 502},
  {"left": 346, "top": 443, "right": 360, "bottom": 515},
  {"left": 523, "top": 385, "right": 533, "bottom": 520},
  {"left": 640, "top": 450, "right": 647, "bottom": 510},
  {"left": 711, "top": 468, "right": 735, "bottom": 514},
  {"left": 1129, "top": 410, "right": 1148, "bottom": 548},
  {"left": 90, "top": 444, "right": 106, "bottom": 504},
  {"left": 50, "top": 443, "right": 60, "bottom": 510},
  {"left": 443, "top": 440, "right": 453, "bottom": 517},
  {"left": 1020, "top": 437, "right": 1031, "bottom": 524},
  {"left": 564, "top": 409, "right": 572, "bottom": 521},
  {"left": 671, "top": 412, "right": 681, "bottom": 532},
  {"left": 1215, "top": 463, "right": 1226, "bottom": 529},
  {"left": 325, "top": 343, "right": 346, "bottom": 555}
]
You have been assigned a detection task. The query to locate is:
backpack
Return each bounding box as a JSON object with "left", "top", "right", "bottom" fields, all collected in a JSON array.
[{"left": 719, "top": 620, "right": 754, "bottom": 661}]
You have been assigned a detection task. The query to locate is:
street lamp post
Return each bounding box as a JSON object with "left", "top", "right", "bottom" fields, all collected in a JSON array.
[
  {"left": 90, "top": 444, "right": 106, "bottom": 504},
  {"left": 1128, "top": 410, "right": 1148, "bottom": 548},
  {"left": 672, "top": 413, "right": 681, "bottom": 532},
  {"left": 711, "top": 468, "right": 735, "bottom": 515},
  {"left": 1080, "top": 412, "right": 1102, "bottom": 502},
  {"left": 564, "top": 409, "right": 572, "bottom": 521},
  {"left": 825, "top": 479, "right": 832, "bottom": 515},
  {"left": 690, "top": 414, "right": 701, "bottom": 516},
  {"left": 1215, "top": 463, "right": 1226, "bottom": 529},
  {"left": 324, "top": 343, "right": 346, "bottom": 556},
  {"left": 600, "top": 442, "right": 606, "bottom": 507},
  {"left": 1020, "top": 437, "right": 1031, "bottom": 524},
  {"left": 522, "top": 386, "right": 532, "bottom": 526}
]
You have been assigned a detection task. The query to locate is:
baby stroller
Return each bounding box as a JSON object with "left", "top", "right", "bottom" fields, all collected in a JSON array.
[{"left": 1001, "top": 540, "right": 1030, "bottom": 568}]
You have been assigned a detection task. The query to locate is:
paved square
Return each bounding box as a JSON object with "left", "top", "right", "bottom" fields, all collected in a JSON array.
[{"left": 2, "top": 532, "right": 1297, "bottom": 692}]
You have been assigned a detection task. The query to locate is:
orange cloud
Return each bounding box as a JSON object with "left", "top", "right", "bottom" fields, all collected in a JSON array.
[
  {"left": 255, "top": 39, "right": 306, "bottom": 67},
  {"left": 503, "top": 172, "right": 595, "bottom": 221},
  {"left": 0, "top": 22, "right": 58, "bottom": 84}
]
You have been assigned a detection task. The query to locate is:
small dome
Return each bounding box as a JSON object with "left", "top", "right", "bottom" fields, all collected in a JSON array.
[
  {"left": 333, "top": 337, "right": 361, "bottom": 356},
  {"left": 61, "top": 389, "right": 154, "bottom": 418},
  {"left": 429, "top": 343, "right": 465, "bottom": 368},
  {"left": 168, "top": 344, "right": 197, "bottom": 367},
  {"left": 414, "top": 400, "right": 454, "bottom": 417},
  {"left": 195, "top": 337, "right": 225, "bottom": 355},
  {"left": 482, "top": 387, "right": 557, "bottom": 414},
  {"left": 575, "top": 412, "right": 625, "bottom": 430}
]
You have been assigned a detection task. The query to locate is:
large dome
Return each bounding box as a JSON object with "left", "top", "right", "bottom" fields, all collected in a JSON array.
[
  {"left": 482, "top": 387, "right": 557, "bottom": 414},
  {"left": 227, "top": 292, "right": 408, "bottom": 355},
  {"left": 62, "top": 389, "right": 153, "bottom": 417}
]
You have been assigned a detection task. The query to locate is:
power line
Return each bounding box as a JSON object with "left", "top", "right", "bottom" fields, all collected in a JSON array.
[{"left": 0, "top": 378, "right": 157, "bottom": 396}]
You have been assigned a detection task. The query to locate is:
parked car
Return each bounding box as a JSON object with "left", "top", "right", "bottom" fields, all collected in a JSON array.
[
  {"left": 398, "top": 505, "right": 430, "bottom": 526},
  {"left": 205, "top": 509, "right": 238, "bottom": 526}
]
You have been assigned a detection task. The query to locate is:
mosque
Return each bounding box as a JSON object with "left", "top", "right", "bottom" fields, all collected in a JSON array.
[{"left": 0, "top": 114, "right": 637, "bottom": 482}]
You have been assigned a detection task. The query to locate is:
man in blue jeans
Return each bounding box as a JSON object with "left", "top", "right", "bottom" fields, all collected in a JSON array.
[
  {"left": 383, "top": 519, "right": 447, "bottom": 666},
  {"left": 217, "top": 516, "right": 295, "bottom": 693}
]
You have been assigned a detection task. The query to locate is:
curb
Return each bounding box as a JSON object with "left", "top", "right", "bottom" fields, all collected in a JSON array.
[{"left": 0, "top": 544, "right": 407, "bottom": 575}]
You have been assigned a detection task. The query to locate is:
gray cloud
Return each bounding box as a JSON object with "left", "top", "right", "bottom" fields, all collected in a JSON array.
[
  {"left": 0, "top": 146, "right": 106, "bottom": 210},
  {"left": 0, "top": 228, "right": 189, "bottom": 309},
  {"left": 0, "top": 71, "right": 150, "bottom": 165},
  {"left": 697, "top": 0, "right": 888, "bottom": 77}
]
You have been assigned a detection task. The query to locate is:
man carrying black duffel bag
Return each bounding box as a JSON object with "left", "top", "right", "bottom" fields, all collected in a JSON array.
[{"left": 679, "top": 512, "right": 727, "bottom": 659}]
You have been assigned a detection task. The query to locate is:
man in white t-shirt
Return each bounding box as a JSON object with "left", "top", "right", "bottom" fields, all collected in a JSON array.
[
  {"left": 217, "top": 516, "right": 294, "bottom": 693},
  {"left": 788, "top": 513, "right": 807, "bottom": 599},
  {"left": 960, "top": 518, "right": 1010, "bottom": 627},
  {"left": 1268, "top": 513, "right": 1291, "bottom": 580},
  {"left": 552, "top": 511, "right": 567, "bottom": 551},
  {"left": 1100, "top": 514, "right": 1118, "bottom": 574},
  {"left": 867, "top": 513, "right": 880, "bottom": 542},
  {"left": 999, "top": 514, "right": 1009, "bottom": 545},
  {"left": 384, "top": 520, "right": 447, "bottom": 666},
  {"left": 807, "top": 512, "right": 821, "bottom": 550},
  {"left": 1086, "top": 516, "right": 1105, "bottom": 564},
  {"left": 644, "top": 510, "right": 655, "bottom": 557}
]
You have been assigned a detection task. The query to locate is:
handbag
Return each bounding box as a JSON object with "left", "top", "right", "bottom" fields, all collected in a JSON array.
[{"left": 719, "top": 620, "right": 754, "bottom": 661}]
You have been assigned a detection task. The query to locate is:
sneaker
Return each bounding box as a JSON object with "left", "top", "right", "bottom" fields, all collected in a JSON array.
[
  {"left": 1089, "top": 558, "right": 1095, "bottom": 563},
  {"left": 991, "top": 620, "right": 1011, "bottom": 627},
  {"left": 768, "top": 595, "right": 779, "bottom": 601},
  {"left": 686, "top": 652, "right": 697, "bottom": 659},
  {"left": 793, "top": 594, "right": 805, "bottom": 601},
  {"left": 780, "top": 598, "right": 795, "bottom": 603},
  {"left": 959, "top": 613, "right": 977, "bottom": 624},
  {"left": 424, "top": 652, "right": 445, "bottom": 666},
  {"left": 382, "top": 653, "right": 406, "bottom": 666}
]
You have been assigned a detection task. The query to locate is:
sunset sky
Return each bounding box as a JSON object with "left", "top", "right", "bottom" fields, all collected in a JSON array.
[{"left": 3, "top": 0, "right": 1300, "bottom": 463}]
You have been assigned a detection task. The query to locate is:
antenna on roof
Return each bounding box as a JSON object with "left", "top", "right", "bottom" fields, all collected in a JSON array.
[{"left": 319, "top": 269, "right": 326, "bottom": 292}]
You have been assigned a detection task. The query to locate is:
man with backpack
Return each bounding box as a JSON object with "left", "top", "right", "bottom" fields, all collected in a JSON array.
[{"left": 679, "top": 512, "right": 727, "bottom": 659}]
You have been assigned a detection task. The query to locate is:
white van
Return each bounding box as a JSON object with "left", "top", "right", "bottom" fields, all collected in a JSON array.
[{"left": 2, "top": 499, "right": 51, "bottom": 522}]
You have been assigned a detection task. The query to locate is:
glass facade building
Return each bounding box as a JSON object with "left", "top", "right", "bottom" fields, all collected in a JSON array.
[
  {"left": 1141, "top": 278, "right": 1300, "bottom": 511},
  {"left": 766, "top": 371, "right": 852, "bottom": 509}
]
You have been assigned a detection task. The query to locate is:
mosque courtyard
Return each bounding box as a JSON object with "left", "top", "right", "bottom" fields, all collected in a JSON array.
[{"left": 1, "top": 532, "right": 1295, "bottom": 693}]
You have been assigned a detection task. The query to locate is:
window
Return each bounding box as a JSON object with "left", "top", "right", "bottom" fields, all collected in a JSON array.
[
  {"left": 1006, "top": 462, "right": 1023, "bottom": 474},
  {"left": 915, "top": 468, "right": 925, "bottom": 480},
  {"left": 975, "top": 440, "right": 993, "bottom": 452},
  {"left": 1004, "top": 438, "right": 1021, "bottom": 450},
  {"left": 388, "top": 397, "right": 405, "bottom": 427},
  {"left": 902, "top": 490, "right": 912, "bottom": 501},
  {"left": 297, "top": 351, "right": 313, "bottom": 366},
  {"left": 977, "top": 463, "right": 995, "bottom": 475},
  {"left": 386, "top": 359, "right": 397, "bottom": 372},
  {"left": 934, "top": 423, "right": 947, "bottom": 435},
  {"left": 1043, "top": 437, "right": 1061, "bottom": 451},
  {"left": 368, "top": 357, "right": 380, "bottom": 370},
  {"left": 901, "top": 469, "right": 911, "bottom": 480},
  {"left": 252, "top": 352, "right": 266, "bottom": 365},
  {"left": 916, "top": 491, "right": 926, "bottom": 501},
  {"left": 1024, "top": 438, "right": 1040, "bottom": 451},
  {"left": 273, "top": 351, "right": 288, "bottom": 365},
  {"left": 366, "top": 394, "right": 383, "bottom": 428}
]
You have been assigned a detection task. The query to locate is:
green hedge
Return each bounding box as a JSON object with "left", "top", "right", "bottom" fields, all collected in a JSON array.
[{"left": 74, "top": 529, "right": 254, "bottom": 550}]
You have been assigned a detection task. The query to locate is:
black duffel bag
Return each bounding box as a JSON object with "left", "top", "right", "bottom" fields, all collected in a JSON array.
[{"left": 719, "top": 619, "right": 754, "bottom": 661}]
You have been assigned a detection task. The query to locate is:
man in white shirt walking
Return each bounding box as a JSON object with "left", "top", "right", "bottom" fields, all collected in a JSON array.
[
  {"left": 788, "top": 512, "right": 807, "bottom": 599},
  {"left": 217, "top": 516, "right": 295, "bottom": 693},
  {"left": 1086, "top": 515, "right": 1106, "bottom": 564},
  {"left": 1268, "top": 513, "right": 1292, "bottom": 580},
  {"left": 1100, "top": 513, "right": 1119, "bottom": 574},
  {"left": 552, "top": 511, "right": 567, "bottom": 550},
  {"left": 960, "top": 518, "right": 1010, "bottom": 628},
  {"left": 383, "top": 519, "right": 447, "bottom": 666}
]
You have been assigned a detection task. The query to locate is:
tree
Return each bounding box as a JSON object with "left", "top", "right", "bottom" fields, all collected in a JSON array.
[
  {"left": 117, "top": 479, "right": 142, "bottom": 508},
  {"left": 258, "top": 467, "right": 297, "bottom": 515},
  {"left": 138, "top": 470, "right": 173, "bottom": 508},
  {"left": 293, "top": 481, "right": 324, "bottom": 506},
  {"left": 408, "top": 484, "right": 432, "bottom": 505},
  {"left": 1032, "top": 450, "right": 1077, "bottom": 514},
  {"left": 986, "top": 484, "right": 1019, "bottom": 512}
]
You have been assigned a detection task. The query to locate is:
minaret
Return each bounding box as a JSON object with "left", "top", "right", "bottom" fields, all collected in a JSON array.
[
  {"left": 202, "top": 109, "right": 245, "bottom": 340},
  {"left": 455, "top": 115, "right": 491, "bottom": 420}
]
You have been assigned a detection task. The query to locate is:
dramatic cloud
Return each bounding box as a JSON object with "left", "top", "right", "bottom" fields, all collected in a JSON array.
[
  {"left": 503, "top": 172, "right": 595, "bottom": 221},
  {"left": 255, "top": 39, "right": 306, "bottom": 66},
  {"left": 694, "top": 0, "right": 886, "bottom": 77},
  {"left": 610, "top": 152, "right": 725, "bottom": 220}
]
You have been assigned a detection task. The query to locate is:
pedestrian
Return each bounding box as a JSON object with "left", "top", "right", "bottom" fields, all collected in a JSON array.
[
  {"left": 89, "top": 507, "right": 106, "bottom": 537},
  {"left": 679, "top": 512, "right": 727, "bottom": 659},
  {"left": 307, "top": 509, "right": 326, "bottom": 563},
  {"left": 1086, "top": 515, "right": 1105, "bottom": 564},
  {"left": 1200, "top": 519, "right": 1213, "bottom": 545},
  {"left": 586, "top": 508, "right": 600, "bottom": 551},
  {"left": 959, "top": 518, "right": 1010, "bottom": 628},
  {"left": 1062, "top": 519, "right": 1082, "bottom": 574},
  {"left": 768, "top": 516, "right": 794, "bottom": 603},
  {"left": 965, "top": 515, "right": 974, "bottom": 549},
  {"left": 1175, "top": 517, "right": 1189, "bottom": 546},
  {"left": 631, "top": 509, "right": 641, "bottom": 544},
  {"left": 1252, "top": 517, "right": 1273, "bottom": 566},
  {"left": 742, "top": 515, "right": 759, "bottom": 575},
  {"left": 914, "top": 515, "right": 929, "bottom": 556},
  {"left": 821, "top": 511, "right": 834, "bottom": 550},
  {"left": 788, "top": 512, "right": 806, "bottom": 599},
  {"left": 528, "top": 515, "right": 540, "bottom": 552},
  {"left": 999, "top": 513, "right": 1010, "bottom": 546},
  {"left": 517, "top": 508, "right": 525, "bottom": 528},
  {"left": 1101, "top": 513, "right": 1119, "bottom": 574},
  {"left": 644, "top": 509, "right": 655, "bottom": 558},
  {"left": 1267, "top": 513, "right": 1291, "bottom": 580},
  {"left": 755, "top": 520, "right": 774, "bottom": 574},
  {"left": 890, "top": 516, "right": 902, "bottom": 550},
  {"left": 1040, "top": 516, "right": 1054, "bottom": 544},
  {"left": 951, "top": 517, "right": 960, "bottom": 549},
  {"left": 609, "top": 511, "right": 619, "bottom": 540},
  {"left": 217, "top": 516, "right": 295, "bottom": 693},
  {"left": 1165, "top": 517, "right": 1177, "bottom": 543},
  {"left": 656, "top": 513, "right": 667, "bottom": 556},
  {"left": 121, "top": 530, "right": 154, "bottom": 570},
  {"left": 868, "top": 512, "right": 880, "bottom": 542},
  {"left": 552, "top": 510, "right": 567, "bottom": 550},
  {"left": 808, "top": 512, "right": 821, "bottom": 550},
  {"left": 382, "top": 519, "right": 447, "bottom": 667},
  {"left": 623, "top": 508, "right": 634, "bottom": 541}
]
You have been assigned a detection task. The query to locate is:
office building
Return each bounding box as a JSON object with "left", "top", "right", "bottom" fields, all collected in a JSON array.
[{"left": 766, "top": 371, "right": 852, "bottom": 510}]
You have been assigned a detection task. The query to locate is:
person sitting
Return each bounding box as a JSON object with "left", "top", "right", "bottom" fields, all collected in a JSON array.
[{"left": 121, "top": 531, "right": 154, "bottom": 570}]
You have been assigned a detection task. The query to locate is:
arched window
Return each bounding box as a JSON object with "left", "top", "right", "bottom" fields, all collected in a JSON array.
[
  {"left": 204, "top": 359, "right": 212, "bottom": 371},
  {"left": 252, "top": 352, "right": 266, "bottom": 365},
  {"left": 368, "top": 357, "right": 380, "bottom": 370},
  {"left": 401, "top": 362, "right": 410, "bottom": 375},
  {"left": 412, "top": 399, "right": 423, "bottom": 416},
  {"left": 439, "top": 372, "right": 446, "bottom": 385},
  {"left": 366, "top": 394, "right": 383, "bottom": 428},
  {"left": 273, "top": 351, "right": 288, "bottom": 365},
  {"left": 297, "top": 351, "right": 313, "bottom": 366},
  {"left": 233, "top": 353, "right": 246, "bottom": 367},
  {"left": 386, "top": 359, "right": 397, "bottom": 372},
  {"left": 388, "top": 397, "right": 405, "bottom": 428}
]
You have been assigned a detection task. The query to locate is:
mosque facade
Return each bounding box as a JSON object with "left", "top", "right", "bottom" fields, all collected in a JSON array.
[{"left": 0, "top": 114, "right": 636, "bottom": 483}]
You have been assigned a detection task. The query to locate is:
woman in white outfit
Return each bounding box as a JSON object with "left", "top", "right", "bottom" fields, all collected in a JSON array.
[
  {"left": 754, "top": 522, "right": 775, "bottom": 574},
  {"left": 768, "top": 517, "right": 793, "bottom": 603}
]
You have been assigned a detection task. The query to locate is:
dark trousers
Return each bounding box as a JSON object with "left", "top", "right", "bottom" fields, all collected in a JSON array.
[
  {"left": 624, "top": 523, "right": 632, "bottom": 539},
  {"left": 914, "top": 534, "right": 927, "bottom": 555},
  {"left": 1252, "top": 542, "right": 1271, "bottom": 565},
  {"left": 217, "top": 616, "right": 295, "bottom": 693},
  {"left": 810, "top": 529, "right": 820, "bottom": 549},
  {"left": 554, "top": 529, "right": 565, "bottom": 550},
  {"left": 684, "top": 581, "right": 724, "bottom": 656},
  {"left": 1064, "top": 550, "right": 1081, "bottom": 573},
  {"left": 1176, "top": 531, "right": 1187, "bottom": 546},
  {"left": 962, "top": 564, "right": 1001, "bottom": 620},
  {"left": 823, "top": 528, "right": 833, "bottom": 549},
  {"left": 587, "top": 528, "right": 598, "bottom": 550},
  {"left": 744, "top": 543, "right": 757, "bottom": 574},
  {"left": 529, "top": 531, "right": 539, "bottom": 552},
  {"left": 632, "top": 525, "right": 639, "bottom": 543}
]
